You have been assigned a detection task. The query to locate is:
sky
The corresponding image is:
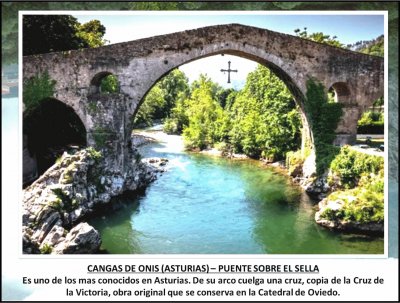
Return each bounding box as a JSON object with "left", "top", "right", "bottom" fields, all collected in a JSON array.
[{"left": 73, "top": 13, "right": 384, "bottom": 89}]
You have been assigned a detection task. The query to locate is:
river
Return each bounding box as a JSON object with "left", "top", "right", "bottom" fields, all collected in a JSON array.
[{"left": 89, "top": 127, "right": 384, "bottom": 254}]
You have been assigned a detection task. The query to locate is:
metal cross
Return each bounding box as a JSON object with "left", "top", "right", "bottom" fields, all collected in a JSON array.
[{"left": 220, "top": 61, "right": 238, "bottom": 83}]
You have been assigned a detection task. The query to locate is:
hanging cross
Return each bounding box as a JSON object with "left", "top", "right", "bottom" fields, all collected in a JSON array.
[{"left": 220, "top": 61, "right": 238, "bottom": 83}]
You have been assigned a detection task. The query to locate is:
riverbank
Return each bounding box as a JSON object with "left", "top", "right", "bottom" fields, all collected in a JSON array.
[
  {"left": 22, "top": 147, "right": 166, "bottom": 254},
  {"left": 86, "top": 128, "right": 383, "bottom": 254},
  {"left": 140, "top": 129, "right": 384, "bottom": 236}
]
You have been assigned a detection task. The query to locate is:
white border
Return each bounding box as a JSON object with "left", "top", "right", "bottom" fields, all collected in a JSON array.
[{"left": 18, "top": 10, "right": 389, "bottom": 260}]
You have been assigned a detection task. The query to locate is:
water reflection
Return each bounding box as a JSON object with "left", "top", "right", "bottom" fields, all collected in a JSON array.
[{"left": 90, "top": 130, "right": 383, "bottom": 254}]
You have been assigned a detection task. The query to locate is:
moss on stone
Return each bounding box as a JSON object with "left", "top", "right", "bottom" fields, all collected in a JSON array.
[{"left": 40, "top": 243, "right": 53, "bottom": 254}]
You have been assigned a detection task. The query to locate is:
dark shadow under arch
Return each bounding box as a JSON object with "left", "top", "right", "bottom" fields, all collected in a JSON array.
[
  {"left": 23, "top": 98, "right": 87, "bottom": 184},
  {"left": 329, "top": 82, "right": 351, "bottom": 104}
]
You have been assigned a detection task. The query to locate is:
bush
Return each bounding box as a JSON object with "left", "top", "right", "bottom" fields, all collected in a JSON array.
[
  {"left": 330, "top": 146, "right": 383, "bottom": 188},
  {"left": 40, "top": 243, "right": 53, "bottom": 254},
  {"left": 286, "top": 149, "right": 304, "bottom": 175},
  {"left": 163, "top": 118, "right": 179, "bottom": 134},
  {"left": 86, "top": 147, "right": 102, "bottom": 161},
  {"left": 321, "top": 172, "right": 384, "bottom": 224},
  {"left": 100, "top": 74, "right": 119, "bottom": 93},
  {"left": 23, "top": 71, "right": 56, "bottom": 114},
  {"left": 357, "top": 111, "right": 384, "bottom": 134}
]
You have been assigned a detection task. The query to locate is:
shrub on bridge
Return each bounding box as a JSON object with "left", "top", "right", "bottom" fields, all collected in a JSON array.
[
  {"left": 23, "top": 71, "right": 56, "bottom": 114},
  {"left": 304, "top": 79, "right": 343, "bottom": 175}
]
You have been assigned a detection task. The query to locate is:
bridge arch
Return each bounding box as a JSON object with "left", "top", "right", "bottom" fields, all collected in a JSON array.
[
  {"left": 329, "top": 82, "right": 352, "bottom": 104},
  {"left": 23, "top": 97, "right": 87, "bottom": 184},
  {"left": 23, "top": 23, "right": 384, "bottom": 181},
  {"left": 129, "top": 49, "right": 312, "bottom": 150}
]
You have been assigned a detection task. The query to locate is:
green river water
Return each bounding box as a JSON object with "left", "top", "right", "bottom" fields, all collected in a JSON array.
[{"left": 89, "top": 128, "right": 383, "bottom": 254}]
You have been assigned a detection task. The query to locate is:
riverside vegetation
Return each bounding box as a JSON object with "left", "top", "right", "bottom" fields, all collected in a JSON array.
[
  {"left": 135, "top": 63, "right": 384, "bottom": 235},
  {"left": 21, "top": 18, "right": 384, "bottom": 252},
  {"left": 22, "top": 64, "right": 384, "bottom": 255}
]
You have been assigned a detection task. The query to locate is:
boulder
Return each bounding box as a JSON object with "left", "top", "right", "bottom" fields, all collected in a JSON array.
[
  {"left": 22, "top": 147, "right": 160, "bottom": 254},
  {"left": 53, "top": 223, "right": 101, "bottom": 254}
]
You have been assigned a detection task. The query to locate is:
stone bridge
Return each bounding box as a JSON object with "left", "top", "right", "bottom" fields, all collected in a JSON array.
[{"left": 23, "top": 23, "right": 384, "bottom": 184}]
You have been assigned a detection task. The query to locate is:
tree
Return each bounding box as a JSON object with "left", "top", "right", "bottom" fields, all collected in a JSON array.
[
  {"left": 182, "top": 75, "right": 230, "bottom": 149},
  {"left": 23, "top": 15, "right": 107, "bottom": 55},
  {"left": 229, "top": 65, "right": 301, "bottom": 160},
  {"left": 158, "top": 69, "right": 190, "bottom": 117},
  {"left": 294, "top": 27, "right": 344, "bottom": 48},
  {"left": 75, "top": 19, "right": 108, "bottom": 48},
  {"left": 133, "top": 86, "right": 166, "bottom": 127},
  {"left": 346, "top": 35, "right": 384, "bottom": 57},
  {"left": 133, "top": 69, "right": 189, "bottom": 128}
]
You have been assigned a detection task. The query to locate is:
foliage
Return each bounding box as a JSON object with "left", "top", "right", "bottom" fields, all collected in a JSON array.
[
  {"left": 286, "top": 149, "right": 306, "bottom": 176},
  {"left": 87, "top": 101, "right": 98, "bottom": 114},
  {"left": 294, "top": 27, "right": 344, "bottom": 48},
  {"left": 347, "top": 35, "right": 384, "bottom": 57},
  {"left": 75, "top": 19, "right": 108, "bottom": 48},
  {"left": 133, "top": 69, "right": 189, "bottom": 128},
  {"left": 182, "top": 76, "right": 230, "bottom": 149},
  {"left": 50, "top": 187, "right": 78, "bottom": 212},
  {"left": 23, "top": 71, "right": 56, "bottom": 114},
  {"left": 304, "top": 79, "right": 343, "bottom": 175},
  {"left": 134, "top": 85, "right": 166, "bottom": 127},
  {"left": 163, "top": 103, "right": 188, "bottom": 134},
  {"left": 372, "top": 96, "right": 384, "bottom": 110},
  {"left": 40, "top": 243, "right": 53, "bottom": 254},
  {"left": 357, "top": 110, "right": 384, "bottom": 134},
  {"left": 23, "top": 15, "right": 107, "bottom": 56},
  {"left": 86, "top": 147, "right": 102, "bottom": 161},
  {"left": 321, "top": 171, "right": 384, "bottom": 224},
  {"left": 100, "top": 74, "right": 119, "bottom": 94},
  {"left": 229, "top": 65, "right": 301, "bottom": 160},
  {"left": 329, "top": 146, "right": 384, "bottom": 188},
  {"left": 3, "top": 2, "right": 397, "bottom": 65},
  {"left": 162, "top": 66, "right": 301, "bottom": 160},
  {"left": 158, "top": 69, "right": 190, "bottom": 117}
]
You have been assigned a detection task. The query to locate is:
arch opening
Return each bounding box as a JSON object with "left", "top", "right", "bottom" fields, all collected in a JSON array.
[
  {"left": 356, "top": 95, "right": 384, "bottom": 149},
  {"left": 23, "top": 98, "right": 87, "bottom": 186},
  {"left": 89, "top": 72, "right": 120, "bottom": 95},
  {"left": 129, "top": 53, "right": 311, "bottom": 162},
  {"left": 328, "top": 82, "right": 351, "bottom": 104}
]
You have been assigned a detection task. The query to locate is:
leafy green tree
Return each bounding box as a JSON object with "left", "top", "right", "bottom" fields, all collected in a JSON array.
[
  {"left": 347, "top": 35, "right": 384, "bottom": 57},
  {"left": 163, "top": 94, "right": 190, "bottom": 134},
  {"left": 23, "top": 15, "right": 107, "bottom": 55},
  {"left": 229, "top": 65, "right": 301, "bottom": 160},
  {"left": 134, "top": 86, "right": 166, "bottom": 127},
  {"left": 158, "top": 69, "right": 190, "bottom": 117},
  {"left": 182, "top": 76, "right": 230, "bottom": 149},
  {"left": 75, "top": 19, "right": 108, "bottom": 48},
  {"left": 134, "top": 69, "right": 189, "bottom": 128},
  {"left": 294, "top": 27, "right": 344, "bottom": 48}
]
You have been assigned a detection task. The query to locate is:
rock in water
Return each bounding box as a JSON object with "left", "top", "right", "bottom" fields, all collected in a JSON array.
[
  {"left": 22, "top": 147, "right": 160, "bottom": 254},
  {"left": 53, "top": 223, "right": 101, "bottom": 254}
]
